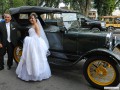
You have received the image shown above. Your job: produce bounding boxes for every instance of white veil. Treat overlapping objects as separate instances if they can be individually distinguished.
[37,19,49,49]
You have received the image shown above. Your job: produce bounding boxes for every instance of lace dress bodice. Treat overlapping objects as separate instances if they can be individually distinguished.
[28,28,38,37]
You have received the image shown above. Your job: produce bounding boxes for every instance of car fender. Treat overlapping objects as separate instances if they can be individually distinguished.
[80,48,120,66]
[113,36,120,49]
[114,42,120,49]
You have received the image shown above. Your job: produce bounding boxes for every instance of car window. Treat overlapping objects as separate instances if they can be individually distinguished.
[40,13,63,27]
[40,13,61,21]
[19,14,29,19]
[62,13,80,30]
[40,13,80,32]
[17,14,30,26]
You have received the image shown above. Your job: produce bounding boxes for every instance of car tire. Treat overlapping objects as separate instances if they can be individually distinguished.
[14,46,23,64]
[83,56,119,89]
[91,27,100,31]
[107,26,115,32]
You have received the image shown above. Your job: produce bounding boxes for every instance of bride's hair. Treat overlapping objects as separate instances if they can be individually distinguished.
[29,12,38,20]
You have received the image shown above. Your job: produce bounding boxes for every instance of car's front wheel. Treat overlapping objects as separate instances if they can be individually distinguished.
[14,46,22,63]
[83,56,119,89]
[107,26,115,32]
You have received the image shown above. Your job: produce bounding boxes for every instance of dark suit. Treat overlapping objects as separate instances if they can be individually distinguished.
[0,21,17,68]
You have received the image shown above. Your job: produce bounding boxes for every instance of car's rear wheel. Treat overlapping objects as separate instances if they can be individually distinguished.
[83,56,119,89]
[91,27,100,31]
[14,46,22,63]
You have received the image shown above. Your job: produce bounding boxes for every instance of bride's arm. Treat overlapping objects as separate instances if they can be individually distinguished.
[34,23,40,37]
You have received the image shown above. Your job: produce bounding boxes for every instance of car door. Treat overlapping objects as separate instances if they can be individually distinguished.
[44,25,67,59]
[81,18,91,29]
[62,29,79,61]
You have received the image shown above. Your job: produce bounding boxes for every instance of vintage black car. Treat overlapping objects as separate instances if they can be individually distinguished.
[9,6,120,89]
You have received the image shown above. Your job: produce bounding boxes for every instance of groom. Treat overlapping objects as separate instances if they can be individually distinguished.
[0,14,17,70]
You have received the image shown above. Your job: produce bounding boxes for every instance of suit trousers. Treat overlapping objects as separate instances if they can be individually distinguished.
[0,41,14,67]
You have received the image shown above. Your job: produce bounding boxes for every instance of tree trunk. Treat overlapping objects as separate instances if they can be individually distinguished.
[85,0,91,16]
[9,0,14,7]
[77,0,91,16]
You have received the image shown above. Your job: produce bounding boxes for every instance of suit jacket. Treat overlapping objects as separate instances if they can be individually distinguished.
[0,21,18,47]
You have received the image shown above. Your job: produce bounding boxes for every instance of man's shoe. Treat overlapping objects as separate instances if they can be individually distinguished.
[0,67,4,70]
[7,66,11,70]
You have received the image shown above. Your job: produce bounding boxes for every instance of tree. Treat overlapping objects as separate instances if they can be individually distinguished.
[26,0,36,6]
[115,0,120,8]
[39,0,60,8]
[0,0,26,14]
[94,0,119,16]
[13,0,26,7]
[63,0,92,16]
[38,0,92,16]
[0,0,92,16]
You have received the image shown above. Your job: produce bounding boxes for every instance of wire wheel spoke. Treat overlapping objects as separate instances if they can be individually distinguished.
[14,46,22,62]
[88,60,116,85]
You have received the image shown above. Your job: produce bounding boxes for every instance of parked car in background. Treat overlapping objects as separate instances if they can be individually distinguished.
[102,16,120,31]
[9,6,120,89]
[44,13,107,31]
[77,14,106,31]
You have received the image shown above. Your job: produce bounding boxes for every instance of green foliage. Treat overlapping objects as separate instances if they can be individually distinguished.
[0,0,92,16]
[0,0,37,14]
[40,0,92,16]
[39,0,60,8]
[25,0,36,6]
[13,0,26,7]
[63,0,92,16]
[94,0,115,16]
[1,0,119,17]
[0,0,24,14]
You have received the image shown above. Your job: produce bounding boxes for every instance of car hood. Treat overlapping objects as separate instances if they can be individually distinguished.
[87,19,104,23]
[77,30,109,36]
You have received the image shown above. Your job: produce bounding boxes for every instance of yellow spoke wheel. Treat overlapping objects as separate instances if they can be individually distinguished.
[83,56,119,89]
[14,46,22,63]
[88,60,116,86]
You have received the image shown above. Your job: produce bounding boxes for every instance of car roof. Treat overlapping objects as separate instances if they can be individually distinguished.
[9,6,77,15]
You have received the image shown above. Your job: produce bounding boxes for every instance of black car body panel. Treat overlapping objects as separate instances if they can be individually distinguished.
[81,48,120,65]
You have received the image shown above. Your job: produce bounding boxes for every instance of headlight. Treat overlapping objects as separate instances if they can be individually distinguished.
[106,32,113,50]
[101,22,106,27]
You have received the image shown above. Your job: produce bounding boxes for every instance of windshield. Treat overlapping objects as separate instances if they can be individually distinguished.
[62,13,80,29]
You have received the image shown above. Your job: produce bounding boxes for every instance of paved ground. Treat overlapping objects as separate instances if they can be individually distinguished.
[0,56,99,90]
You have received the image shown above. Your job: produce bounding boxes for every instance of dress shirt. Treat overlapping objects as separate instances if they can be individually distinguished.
[6,22,11,42]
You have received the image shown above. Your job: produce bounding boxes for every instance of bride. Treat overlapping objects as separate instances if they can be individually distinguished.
[16,13,51,81]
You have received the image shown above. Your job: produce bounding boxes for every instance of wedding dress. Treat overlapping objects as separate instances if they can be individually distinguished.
[16,20,51,81]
